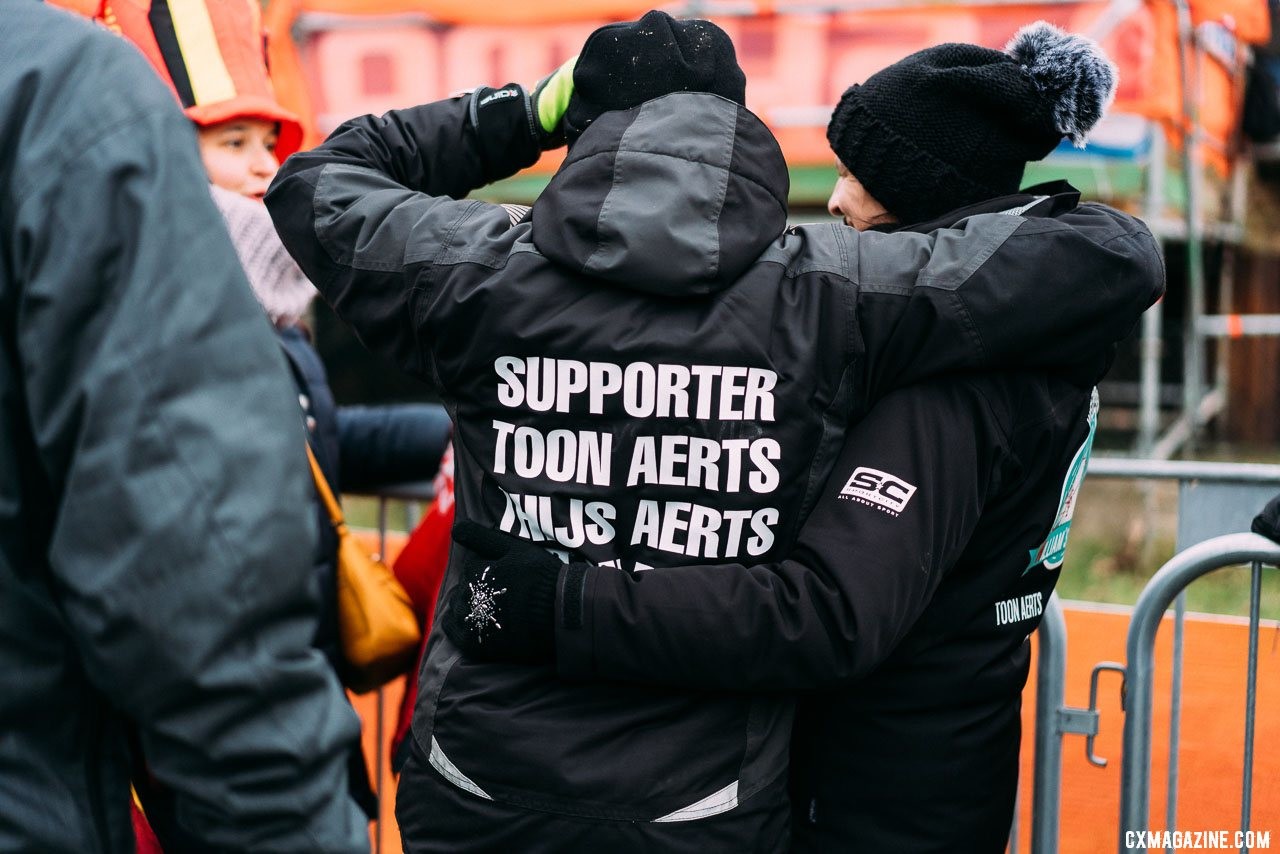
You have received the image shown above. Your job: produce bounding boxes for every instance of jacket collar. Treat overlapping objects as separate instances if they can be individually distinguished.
[883,180,1082,235]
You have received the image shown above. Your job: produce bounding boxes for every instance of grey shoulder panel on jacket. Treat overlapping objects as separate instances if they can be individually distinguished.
[755,214,1022,293]
[311,163,526,272]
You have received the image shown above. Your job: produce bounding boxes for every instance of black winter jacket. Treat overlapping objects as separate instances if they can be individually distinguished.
[554,368,1099,853]
[790,373,1094,853]
[267,85,1163,844]
[0,5,366,851]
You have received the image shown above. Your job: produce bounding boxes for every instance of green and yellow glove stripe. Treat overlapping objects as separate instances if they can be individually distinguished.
[536,55,578,134]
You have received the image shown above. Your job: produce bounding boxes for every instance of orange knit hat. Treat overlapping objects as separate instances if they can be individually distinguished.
[94,0,303,160]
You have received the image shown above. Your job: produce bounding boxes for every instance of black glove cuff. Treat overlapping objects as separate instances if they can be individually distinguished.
[467,85,541,185]
[516,556,561,658]
[1251,493,1280,543]
[561,563,588,630]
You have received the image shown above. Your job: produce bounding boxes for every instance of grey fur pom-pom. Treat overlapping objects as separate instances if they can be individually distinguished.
[1006,21,1118,147]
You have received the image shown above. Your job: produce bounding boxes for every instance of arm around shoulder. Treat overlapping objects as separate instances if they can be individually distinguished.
[555,379,1009,691]
[843,205,1164,404]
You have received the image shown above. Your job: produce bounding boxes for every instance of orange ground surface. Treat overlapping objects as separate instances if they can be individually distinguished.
[351,532,1278,853]
[1011,603,1279,853]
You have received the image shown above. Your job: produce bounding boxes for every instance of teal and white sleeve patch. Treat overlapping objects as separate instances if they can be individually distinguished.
[1025,387,1099,573]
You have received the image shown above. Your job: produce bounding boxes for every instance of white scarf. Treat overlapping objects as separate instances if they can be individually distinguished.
[209,184,317,327]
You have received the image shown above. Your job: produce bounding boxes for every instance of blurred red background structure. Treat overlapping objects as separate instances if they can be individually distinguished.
[264,0,1270,174]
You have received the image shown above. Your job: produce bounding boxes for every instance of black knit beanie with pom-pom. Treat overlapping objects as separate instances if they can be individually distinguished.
[827,22,1118,225]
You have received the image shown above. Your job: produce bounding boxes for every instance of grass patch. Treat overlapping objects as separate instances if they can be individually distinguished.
[344,495,425,535]
[1058,534,1280,620]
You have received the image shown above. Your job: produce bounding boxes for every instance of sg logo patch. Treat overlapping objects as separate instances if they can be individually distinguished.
[839,467,917,517]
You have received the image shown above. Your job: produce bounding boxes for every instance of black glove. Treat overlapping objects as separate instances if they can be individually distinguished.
[1252,492,1280,543]
[465,53,575,175]
[442,522,563,663]
[467,84,542,185]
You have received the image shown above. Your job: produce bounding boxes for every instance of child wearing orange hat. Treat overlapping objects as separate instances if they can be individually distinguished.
[50,0,305,198]
[91,0,304,161]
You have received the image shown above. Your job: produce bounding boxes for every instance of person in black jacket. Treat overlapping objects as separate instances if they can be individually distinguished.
[0,3,369,850]
[210,188,450,686]
[439,20,1151,854]
[267,11,1162,852]
[209,186,449,827]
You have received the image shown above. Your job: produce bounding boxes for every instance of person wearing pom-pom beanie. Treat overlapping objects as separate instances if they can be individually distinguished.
[433,22,1157,854]
[824,22,1117,229]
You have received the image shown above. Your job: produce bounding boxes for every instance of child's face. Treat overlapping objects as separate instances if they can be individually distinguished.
[198,118,280,200]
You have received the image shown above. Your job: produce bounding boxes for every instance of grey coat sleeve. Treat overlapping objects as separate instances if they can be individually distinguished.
[555,379,1005,691]
[12,89,368,851]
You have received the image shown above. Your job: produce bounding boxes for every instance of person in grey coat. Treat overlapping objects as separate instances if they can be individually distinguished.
[0,3,368,851]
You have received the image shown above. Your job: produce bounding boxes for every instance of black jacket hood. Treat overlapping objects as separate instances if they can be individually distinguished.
[532,92,790,296]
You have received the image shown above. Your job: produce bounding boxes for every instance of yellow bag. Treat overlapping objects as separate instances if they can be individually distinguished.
[305,445,421,694]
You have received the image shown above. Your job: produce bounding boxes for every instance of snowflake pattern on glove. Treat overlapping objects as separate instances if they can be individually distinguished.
[465,567,507,641]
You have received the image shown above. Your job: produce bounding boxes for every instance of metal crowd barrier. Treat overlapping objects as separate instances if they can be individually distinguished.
[358,482,435,854]
[1022,458,1280,854]
[1029,594,1126,854]
[1118,534,1280,853]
